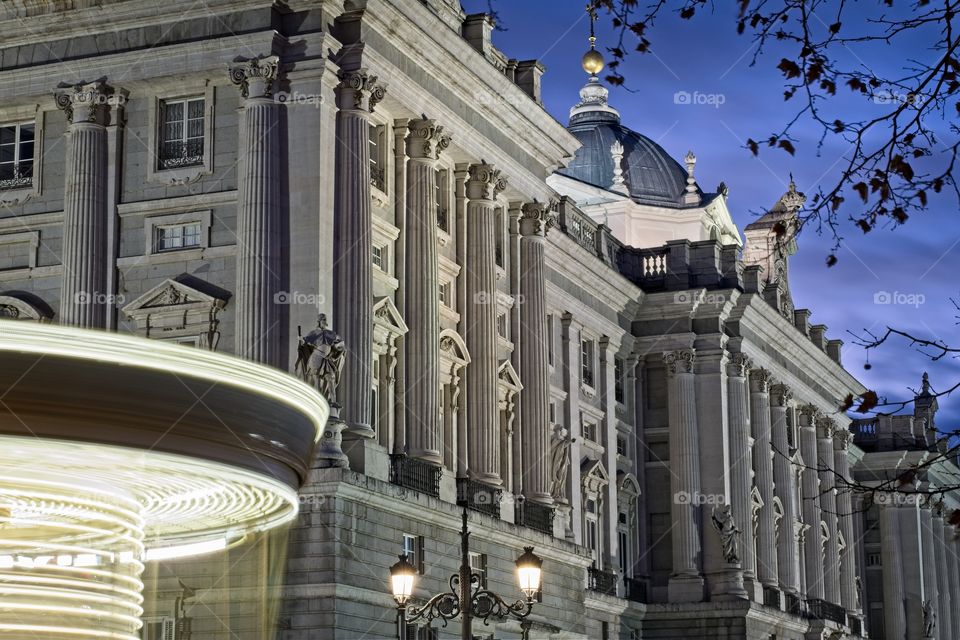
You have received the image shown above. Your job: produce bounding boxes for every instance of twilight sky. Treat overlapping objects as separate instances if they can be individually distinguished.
[462,0,960,428]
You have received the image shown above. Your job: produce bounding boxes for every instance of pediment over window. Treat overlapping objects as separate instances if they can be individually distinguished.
[497,360,522,393]
[582,458,609,495]
[0,292,53,322]
[439,329,470,386]
[373,296,408,349]
[617,471,641,497]
[122,275,230,349]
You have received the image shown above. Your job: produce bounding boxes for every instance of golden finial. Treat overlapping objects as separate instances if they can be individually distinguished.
[582,3,605,76]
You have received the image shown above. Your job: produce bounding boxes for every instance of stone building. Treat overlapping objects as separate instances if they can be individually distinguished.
[1,0,959,638]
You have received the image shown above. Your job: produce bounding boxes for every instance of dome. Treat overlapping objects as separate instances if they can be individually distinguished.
[558,79,693,207]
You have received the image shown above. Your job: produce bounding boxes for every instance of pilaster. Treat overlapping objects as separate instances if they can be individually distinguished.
[798,404,825,600]
[726,353,758,600]
[749,368,778,589]
[816,417,841,605]
[771,383,801,596]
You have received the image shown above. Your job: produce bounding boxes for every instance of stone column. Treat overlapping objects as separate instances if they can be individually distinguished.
[816,417,841,605]
[832,428,860,619]
[932,505,951,640]
[770,384,800,596]
[749,368,778,590]
[228,56,283,366]
[402,118,450,465]
[949,528,960,640]
[518,202,553,504]
[332,69,385,435]
[664,349,704,602]
[465,163,506,486]
[918,504,938,636]
[798,405,825,600]
[726,353,758,599]
[392,119,409,456]
[55,81,113,328]
[880,504,908,638]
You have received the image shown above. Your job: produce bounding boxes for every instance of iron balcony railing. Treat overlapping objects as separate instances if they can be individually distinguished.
[515,498,553,535]
[456,477,501,517]
[849,617,862,636]
[389,454,441,498]
[587,567,617,596]
[763,586,782,609]
[159,139,204,170]
[807,598,847,625]
[785,592,803,616]
[0,163,33,190]
[624,577,647,603]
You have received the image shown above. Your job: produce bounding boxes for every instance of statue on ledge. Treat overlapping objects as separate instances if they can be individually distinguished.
[549,425,573,501]
[296,313,345,407]
[711,503,742,565]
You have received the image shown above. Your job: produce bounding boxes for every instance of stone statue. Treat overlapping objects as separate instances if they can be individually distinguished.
[711,504,742,565]
[549,425,573,501]
[923,599,936,637]
[296,314,346,407]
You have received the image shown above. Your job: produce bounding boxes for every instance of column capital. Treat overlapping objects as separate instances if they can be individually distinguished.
[663,348,695,376]
[798,403,822,426]
[748,367,772,394]
[55,81,118,125]
[405,118,451,161]
[725,352,752,378]
[466,163,507,201]
[770,383,793,407]
[816,416,836,440]
[335,68,386,112]
[833,427,853,451]
[229,55,281,99]
[519,201,557,237]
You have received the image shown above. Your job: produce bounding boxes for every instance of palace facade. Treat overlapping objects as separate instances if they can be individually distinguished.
[1,0,959,638]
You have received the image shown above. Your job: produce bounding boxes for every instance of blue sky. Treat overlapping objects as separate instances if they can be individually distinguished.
[463,0,960,428]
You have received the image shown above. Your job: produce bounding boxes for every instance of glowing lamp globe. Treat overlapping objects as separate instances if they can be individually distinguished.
[515,546,543,599]
[389,554,417,605]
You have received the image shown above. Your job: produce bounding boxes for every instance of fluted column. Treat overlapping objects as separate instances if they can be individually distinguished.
[665,349,703,602]
[726,353,758,598]
[749,368,778,589]
[518,201,554,504]
[465,163,506,486]
[816,417,841,604]
[402,118,450,464]
[798,405,825,600]
[770,384,800,596]
[919,504,938,636]
[56,82,113,328]
[881,504,908,638]
[228,56,283,366]
[932,505,951,640]
[832,428,860,619]
[949,528,960,640]
[333,69,385,434]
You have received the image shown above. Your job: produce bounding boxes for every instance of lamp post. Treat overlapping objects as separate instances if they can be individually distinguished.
[388,487,543,640]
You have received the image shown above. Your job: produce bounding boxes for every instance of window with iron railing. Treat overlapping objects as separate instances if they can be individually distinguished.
[581,339,595,387]
[614,357,625,402]
[0,122,35,189]
[369,123,386,191]
[159,98,204,170]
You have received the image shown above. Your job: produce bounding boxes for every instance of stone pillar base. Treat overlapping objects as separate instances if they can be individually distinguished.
[706,568,748,602]
[555,502,573,540]
[438,471,457,504]
[499,494,516,524]
[743,577,763,603]
[668,575,704,602]
[314,416,349,469]
[342,434,389,480]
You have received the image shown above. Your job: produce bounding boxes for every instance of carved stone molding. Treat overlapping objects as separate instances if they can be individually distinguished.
[726,352,752,378]
[816,417,837,440]
[465,163,507,201]
[229,55,280,99]
[335,69,386,113]
[770,383,793,407]
[121,276,229,349]
[405,118,451,161]
[832,427,853,451]
[749,367,772,394]
[519,201,557,237]
[663,349,695,376]
[54,80,118,125]
[0,294,53,322]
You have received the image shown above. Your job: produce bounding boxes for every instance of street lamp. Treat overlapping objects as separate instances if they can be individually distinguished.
[387,489,544,640]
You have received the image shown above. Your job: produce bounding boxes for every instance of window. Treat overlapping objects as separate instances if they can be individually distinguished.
[619,529,629,575]
[549,402,556,424]
[369,123,386,191]
[581,339,595,387]
[494,208,504,267]
[141,617,174,640]
[439,281,451,308]
[0,122,34,188]
[372,244,385,271]
[547,314,555,365]
[155,222,202,252]
[866,552,882,567]
[159,97,204,170]
[436,168,449,231]
[468,551,487,588]
[616,435,627,456]
[402,534,424,573]
[583,419,597,443]
[405,625,439,640]
[497,313,508,339]
[586,517,599,567]
[614,357,625,403]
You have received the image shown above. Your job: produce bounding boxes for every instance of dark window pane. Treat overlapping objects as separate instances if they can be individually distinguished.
[0,146,14,163]
[187,99,204,119]
[0,127,15,145]
[18,124,34,143]
[19,141,33,161]
[18,160,33,178]
[0,163,12,180]
[163,102,184,123]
